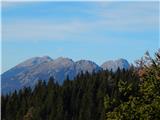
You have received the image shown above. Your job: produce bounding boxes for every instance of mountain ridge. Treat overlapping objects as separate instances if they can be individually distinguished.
[2,56,130,94]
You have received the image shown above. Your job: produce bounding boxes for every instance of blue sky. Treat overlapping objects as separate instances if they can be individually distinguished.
[1,1,159,73]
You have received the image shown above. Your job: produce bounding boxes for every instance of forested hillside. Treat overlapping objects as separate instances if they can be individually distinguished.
[105,51,160,119]
[1,51,160,120]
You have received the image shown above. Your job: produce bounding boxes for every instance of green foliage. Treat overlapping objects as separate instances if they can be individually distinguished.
[2,51,159,120]
[1,68,138,120]
[105,51,160,120]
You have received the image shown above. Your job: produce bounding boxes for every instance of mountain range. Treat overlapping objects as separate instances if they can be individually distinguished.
[1,56,130,94]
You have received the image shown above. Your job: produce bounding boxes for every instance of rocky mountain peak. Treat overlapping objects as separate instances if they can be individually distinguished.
[2,56,130,94]
[101,58,130,71]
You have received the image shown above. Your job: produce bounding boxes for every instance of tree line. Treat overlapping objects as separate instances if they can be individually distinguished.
[1,50,160,120]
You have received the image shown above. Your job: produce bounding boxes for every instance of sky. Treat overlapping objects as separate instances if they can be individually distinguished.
[1,1,159,73]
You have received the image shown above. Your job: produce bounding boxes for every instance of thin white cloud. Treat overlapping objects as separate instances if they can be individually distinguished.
[2,1,159,42]
[2,19,158,42]
[89,2,159,28]
[2,20,93,41]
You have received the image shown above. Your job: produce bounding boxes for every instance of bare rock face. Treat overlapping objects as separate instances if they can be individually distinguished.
[75,60,102,75]
[101,58,130,72]
[1,57,102,94]
[1,56,53,94]
[2,56,130,94]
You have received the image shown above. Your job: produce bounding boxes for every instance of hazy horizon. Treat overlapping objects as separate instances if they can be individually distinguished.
[2,1,159,72]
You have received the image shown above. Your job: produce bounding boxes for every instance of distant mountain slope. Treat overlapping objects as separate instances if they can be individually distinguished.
[75,60,102,75]
[17,57,76,86]
[1,57,129,94]
[1,56,53,94]
[101,58,130,72]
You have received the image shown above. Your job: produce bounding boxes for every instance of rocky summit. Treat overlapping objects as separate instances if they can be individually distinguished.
[1,56,130,94]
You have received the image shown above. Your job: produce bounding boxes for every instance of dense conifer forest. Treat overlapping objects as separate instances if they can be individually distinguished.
[1,51,160,120]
